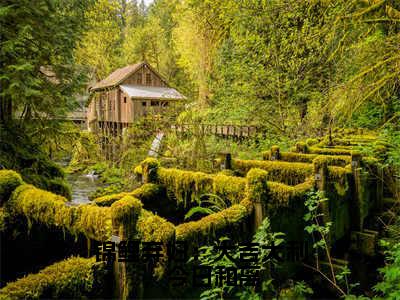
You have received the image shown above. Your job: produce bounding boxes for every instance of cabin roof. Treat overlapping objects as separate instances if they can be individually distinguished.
[90,63,142,91]
[120,84,186,100]
[90,61,169,91]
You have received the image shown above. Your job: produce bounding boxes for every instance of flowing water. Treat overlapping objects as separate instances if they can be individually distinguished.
[66,173,103,205]
[57,158,104,205]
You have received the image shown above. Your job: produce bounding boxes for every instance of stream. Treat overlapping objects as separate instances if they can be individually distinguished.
[57,158,104,205]
[66,173,103,205]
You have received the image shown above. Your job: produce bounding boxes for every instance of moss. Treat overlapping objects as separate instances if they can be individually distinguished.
[267,179,313,207]
[133,165,142,176]
[246,168,269,203]
[8,184,112,241]
[75,205,112,241]
[0,256,107,299]
[8,184,68,229]
[157,167,213,207]
[137,210,175,243]
[140,158,160,183]
[94,192,130,207]
[327,166,351,196]
[0,170,23,204]
[295,142,309,153]
[212,174,246,204]
[308,147,353,156]
[175,203,249,242]
[93,184,164,207]
[131,183,164,203]
[232,159,313,185]
[216,169,236,177]
[111,195,142,226]
[306,138,319,146]
[0,208,6,232]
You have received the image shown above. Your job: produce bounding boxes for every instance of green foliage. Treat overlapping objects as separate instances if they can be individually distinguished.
[175,198,251,243]
[0,125,69,196]
[1,0,91,121]
[68,132,101,173]
[189,218,285,300]
[184,193,228,221]
[0,256,107,300]
[373,242,400,300]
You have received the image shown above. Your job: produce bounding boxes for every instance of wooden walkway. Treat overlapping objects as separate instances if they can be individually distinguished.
[171,124,262,138]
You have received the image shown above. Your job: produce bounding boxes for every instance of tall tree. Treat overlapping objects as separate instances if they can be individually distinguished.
[0,0,92,122]
[74,0,123,79]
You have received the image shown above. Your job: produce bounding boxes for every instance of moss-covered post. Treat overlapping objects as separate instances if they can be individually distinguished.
[351,151,363,230]
[140,158,160,184]
[111,196,143,299]
[217,152,232,170]
[246,168,269,232]
[295,142,309,154]
[270,146,281,161]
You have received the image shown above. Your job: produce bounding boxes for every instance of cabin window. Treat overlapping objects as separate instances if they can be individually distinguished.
[161,101,169,107]
[142,101,147,107]
[137,73,142,84]
[146,73,152,85]
[151,101,159,106]
[124,97,127,103]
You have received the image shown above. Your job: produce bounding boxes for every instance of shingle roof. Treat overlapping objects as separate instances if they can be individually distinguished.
[120,85,186,100]
[90,63,143,91]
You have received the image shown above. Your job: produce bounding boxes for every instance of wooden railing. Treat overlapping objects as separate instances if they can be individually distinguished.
[171,124,262,138]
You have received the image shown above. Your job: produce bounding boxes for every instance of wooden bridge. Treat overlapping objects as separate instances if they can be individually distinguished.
[171,123,262,138]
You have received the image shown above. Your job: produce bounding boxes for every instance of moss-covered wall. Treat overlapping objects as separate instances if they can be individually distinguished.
[232,159,313,185]
[157,167,246,208]
[0,256,110,299]
[7,184,112,241]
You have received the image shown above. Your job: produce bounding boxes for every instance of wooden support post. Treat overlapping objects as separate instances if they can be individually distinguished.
[111,199,143,299]
[217,152,232,170]
[270,146,281,161]
[246,169,269,232]
[351,152,363,231]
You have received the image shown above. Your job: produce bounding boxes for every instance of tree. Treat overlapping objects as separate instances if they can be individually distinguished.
[74,0,124,79]
[0,0,92,123]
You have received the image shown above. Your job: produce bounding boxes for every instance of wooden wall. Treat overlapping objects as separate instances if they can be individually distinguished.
[121,65,167,87]
[87,64,176,129]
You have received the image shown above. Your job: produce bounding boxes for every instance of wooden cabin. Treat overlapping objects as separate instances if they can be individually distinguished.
[87,61,186,134]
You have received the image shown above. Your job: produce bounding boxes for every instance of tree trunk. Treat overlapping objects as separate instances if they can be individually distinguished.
[0,97,12,123]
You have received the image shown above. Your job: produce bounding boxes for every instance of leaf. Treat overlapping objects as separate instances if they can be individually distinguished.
[184,206,214,220]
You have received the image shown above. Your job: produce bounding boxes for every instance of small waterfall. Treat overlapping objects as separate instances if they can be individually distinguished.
[148,131,164,157]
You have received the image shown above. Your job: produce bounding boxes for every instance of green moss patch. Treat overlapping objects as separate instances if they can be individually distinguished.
[232,159,313,185]
[8,184,112,241]
[157,167,246,207]
[0,256,108,299]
